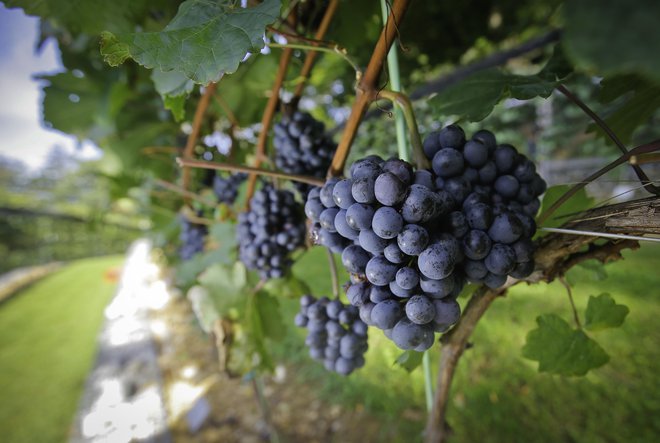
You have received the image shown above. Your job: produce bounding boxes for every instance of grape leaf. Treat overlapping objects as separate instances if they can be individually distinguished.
[262,274,312,299]
[101,0,282,84]
[187,285,219,334]
[4,0,155,34]
[208,222,237,262]
[198,262,248,314]
[394,350,424,372]
[522,314,610,376]
[255,291,286,341]
[564,0,660,82]
[537,185,595,230]
[584,293,629,331]
[151,70,195,121]
[175,248,234,289]
[589,74,660,145]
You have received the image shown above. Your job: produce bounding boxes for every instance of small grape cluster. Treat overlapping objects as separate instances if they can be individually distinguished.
[273,111,336,196]
[294,295,369,375]
[236,183,306,279]
[179,217,207,260]
[213,172,247,205]
[305,125,546,351]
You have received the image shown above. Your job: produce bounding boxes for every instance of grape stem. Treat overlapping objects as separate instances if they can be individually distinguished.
[328,0,412,177]
[268,43,362,78]
[559,276,581,329]
[152,178,216,207]
[422,351,433,412]
[326,248,341,300]
[376,90,429,170]
[181,83,217,199]
[176,157,325,186]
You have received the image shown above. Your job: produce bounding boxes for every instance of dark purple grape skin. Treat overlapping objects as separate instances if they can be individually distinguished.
[418,241,456,280]
[391,318,431,350]
[433,299,461,326]
[472,129,497,152]
[346,283,370,307]
[320,178,339,208]
[352,176,377,204]
[350,159,382,180]
[305,197,325,222]
[438,124,466,149]
[334,209,359,240]
[494,175,520,199]
[372,207,404,239]
[510,259,535,279]
[365,256,399,286]
[359,229,389,254]
[484,272,507,289]
[463,229,492,260]
[332,179,356,209]
[401,184,438,223]
[346,203,375,231]
[374,172,407,206]
[423,132,442,160]
[384,242,408,264]
[464,259,488,281]
[494,144,518,173]
[464,203,493,231]
[419,275,455,299]
[413,169,435,189]
[514,159,536,183]
[488,213,523,244]
[478,161,498,184]
[371,299,405,330]
[463,139,489,168]
[484,243,517,276]
[319,207,339,232]
[397,224,430,256]
[432,148,465,178]
[405,295,435,325]
[359,302,376,325]
[396,267,420,290]
[382,158,413,184]
[341,244,371,274]
[512,238,534,263]
[389,280,414,298]
[447,211,469,238]
[370,285,393,303]
[444,177,472,203]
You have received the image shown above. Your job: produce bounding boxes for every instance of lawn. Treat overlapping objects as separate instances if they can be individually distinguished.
[278,243,660,442]
[0,255,124,443]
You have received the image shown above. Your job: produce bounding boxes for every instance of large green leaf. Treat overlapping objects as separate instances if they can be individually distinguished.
[151,70,195,121]
[589,74,660,145]
[187,285,219,334]
[584,293,629,331]
[564,0,660,82]
[5,0,154,34]
[522,314,609,376]
[101,0,282,84]
[198,262,248,314]
[429,47,571,121]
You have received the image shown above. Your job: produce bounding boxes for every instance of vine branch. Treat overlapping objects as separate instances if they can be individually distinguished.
[176,157,325,186]
[181,83,217,197]
[328,0,412,177]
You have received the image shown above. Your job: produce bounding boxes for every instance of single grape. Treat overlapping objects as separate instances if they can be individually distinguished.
[432,148,465,178]
[372,207,404,239]
[405,295,435,325]
[332,179,356,209]
[484,243,516,275]
[359,229,389,254]
[438,124,466,149]
[365,256,399,285]
[494,144,518,173]
[418,241,457,280]
[432,299,460,326]
[397,224,430,256]
[463,229,492,260]
[341,245,371,274]
[391,318,432,350]
[488,213,523,244]
[371,299,405,329]
[345,203,375,230]
[463,139,489,168]
[395,267,420,290]
[374,172,407,206]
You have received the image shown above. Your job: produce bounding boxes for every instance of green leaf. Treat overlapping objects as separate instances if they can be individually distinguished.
[262,274,312,299]
[429,47,569,122]
[584,293,629,331]
[537,185,595,230]
[564,0,660,82]
[522,314,610,376]
[198,262,248,314]
[151,70,195,121]
[208,222,237,261]
[100,0,282,84]
[255,291,286,341]
[5,0,155,34]
[589,74,660,145]
[394,350,424,373]
[187,285,219,333]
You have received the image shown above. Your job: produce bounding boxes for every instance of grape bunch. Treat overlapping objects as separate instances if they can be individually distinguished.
[294,295,368,375]
[213,172,247,205]
[273,111,336,196]
[304,124,546,351]
[236,183,306,279]
[179,217,207,260]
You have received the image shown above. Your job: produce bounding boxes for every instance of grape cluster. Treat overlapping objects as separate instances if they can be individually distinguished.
[273,111,336,196]
[236,183,306,279]
[305,125,546,350]
[213,172,247,205]
[294,295,368,375]
[179,217,207,260]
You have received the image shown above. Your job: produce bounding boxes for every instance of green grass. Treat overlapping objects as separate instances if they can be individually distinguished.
[276,244,660,442]
[0,255,124,443]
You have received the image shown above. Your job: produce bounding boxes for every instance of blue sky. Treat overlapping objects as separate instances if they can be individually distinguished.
[0,4,101,170]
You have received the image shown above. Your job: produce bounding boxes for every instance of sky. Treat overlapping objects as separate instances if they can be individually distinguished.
[0,3,102,171]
